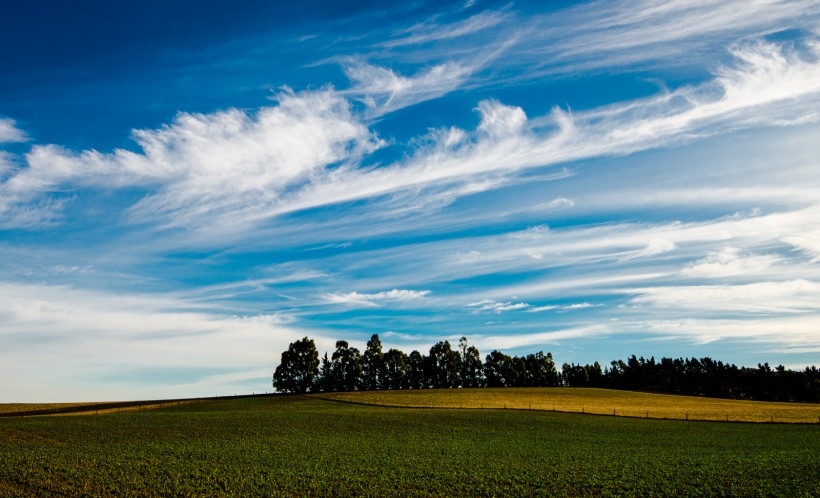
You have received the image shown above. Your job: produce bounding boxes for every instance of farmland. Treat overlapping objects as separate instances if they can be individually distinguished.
[317,387,820,423]
[1,393,819,496]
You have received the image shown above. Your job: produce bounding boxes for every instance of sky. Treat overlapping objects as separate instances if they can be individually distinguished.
[2,0,820,402]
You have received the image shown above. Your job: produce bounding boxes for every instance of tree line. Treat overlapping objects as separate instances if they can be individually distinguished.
[273,335,820,402]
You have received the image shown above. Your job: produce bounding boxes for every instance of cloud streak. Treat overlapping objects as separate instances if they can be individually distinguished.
[323,288,431,308]
[3,38,820,236]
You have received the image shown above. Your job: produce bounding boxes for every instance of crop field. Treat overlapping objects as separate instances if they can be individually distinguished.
[317,387,820,423]
[1,394,818,496]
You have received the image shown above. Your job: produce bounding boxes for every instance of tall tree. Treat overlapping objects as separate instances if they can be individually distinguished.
[272,337,320,393]
[428,340,461,388]
[525,351,559,387]
[459,337,484,388]
[484,350,513,387]
[383,348,409,390]
[407,350,426,389]
[362,334,386,391]
[330,340,363,391]
[315,352,334,392]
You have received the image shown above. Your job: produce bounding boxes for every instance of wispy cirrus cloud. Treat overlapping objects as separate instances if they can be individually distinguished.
[377,1,820,84]
[626,279,820,315]
[531,0,820,72]
[681,247,781,278]
[528,303,601,313]
[470,325,610,351]
[343,59,475,117]
[323,288,430,308]
[467,299,529,313]
[627,315,820,347]
[2,88,381,230]
[381,9,510,48]
[295,39,820,225]
[3,38,820,235]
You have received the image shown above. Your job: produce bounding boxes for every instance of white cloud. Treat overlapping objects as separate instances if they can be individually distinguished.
[682,246,780,278]
[0,281,331,402]
[321,39,820,224]
[517,0,820,74]
[467,299,530,313]
[527,302,600,313]
[2,88,381,230]
[323,288,430,308]
[470,325,609,350]
[344,60,474,116]
[629,315,820,347]
[476,99,527,138]
[783,231,820,262]
[382,10,510,48]
[0,118,27,143]
[4,37,820,241]
[619,239,676,261]
[626,279,820,314]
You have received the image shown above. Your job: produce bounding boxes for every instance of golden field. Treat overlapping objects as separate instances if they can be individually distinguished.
[0,399,201,416]
[315,387,820,423]
[0,402,100,414]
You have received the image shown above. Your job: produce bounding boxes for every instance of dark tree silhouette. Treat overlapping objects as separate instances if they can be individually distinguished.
[407,350,426,389]
[315,352,334,392]
[330,340,363,391]
[271,334,819,402]
[362,334,386,391]
[524,351,559,387]
[383,348,409,389]
[428,340,461,388]
[459,337,484,388]
[484,350,513,387]
[272,337,319,393]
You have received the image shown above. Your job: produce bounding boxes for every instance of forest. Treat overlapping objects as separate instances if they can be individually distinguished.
[273,335,820,403]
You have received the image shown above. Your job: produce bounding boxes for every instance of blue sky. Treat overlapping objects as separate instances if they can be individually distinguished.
[2,0,820,402]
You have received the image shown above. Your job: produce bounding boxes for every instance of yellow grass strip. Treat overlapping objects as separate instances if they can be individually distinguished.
[0,399,206,416]
[53,400,206,416]
[0,402,101,414]
[315,388,820,423]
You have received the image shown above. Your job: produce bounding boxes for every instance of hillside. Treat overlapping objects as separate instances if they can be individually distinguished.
[316,387,820,423]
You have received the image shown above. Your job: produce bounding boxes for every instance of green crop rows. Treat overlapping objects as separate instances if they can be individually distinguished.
[1,395,818,496]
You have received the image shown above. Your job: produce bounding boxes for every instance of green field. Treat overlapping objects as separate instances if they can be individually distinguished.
[1,394,818,497]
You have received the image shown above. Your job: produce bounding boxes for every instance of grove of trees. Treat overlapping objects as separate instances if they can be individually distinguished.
[273,334,820,402]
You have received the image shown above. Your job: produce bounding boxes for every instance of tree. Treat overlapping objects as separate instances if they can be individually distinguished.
[428,340,461,388]
[407,350,426,389]
[315,352,334,392]
[272,337,320,393]
[459,337,484,388]
[383,348,408,389]
[525,351,559,387]
[330,340,363,391]
[362,334,386,391]
[484,350,513,387]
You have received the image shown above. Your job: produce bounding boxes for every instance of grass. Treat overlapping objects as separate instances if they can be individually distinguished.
[317,387,820,423]
[0,402,100,414]
[1,394,818,496]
